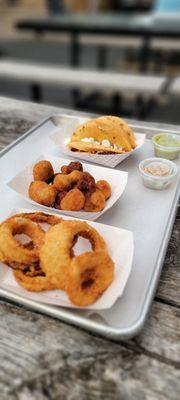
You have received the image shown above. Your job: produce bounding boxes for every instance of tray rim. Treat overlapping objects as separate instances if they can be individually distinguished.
[0,113,179,340]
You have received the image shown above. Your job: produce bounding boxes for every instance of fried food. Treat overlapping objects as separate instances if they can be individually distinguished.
[96,180,112,200]
[24,212,61,226]
[19,261,41,277]
[54,192,68,210]
[8,212,62,227]
[66,251,114,306]
[68,140,123,154]
[33,160,54,183]
[29,160,112,213]
[40,220,107,290]
[0,249,8,264]
[13,269,55,292]
[53,170,82,192]
[3,213,62,270]
[51,172,60,183]
[76,172,96,193]
[0,217,44,267]
[60,189,85,211]
[61,161,83,174]
[68,115,136,153]
[0,212,115,305]
[53,174,69,191]
[84,189,105,212]
[29,181,57,207]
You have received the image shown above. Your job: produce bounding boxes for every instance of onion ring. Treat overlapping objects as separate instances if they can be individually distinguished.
[0,249,8,264]
[6,241,38,271]
[13,269,55,292]
[40,220,107,290]
[0,217,44,266]
[9,212,62,227]
[2,212,62,271]
[66,251,114,306]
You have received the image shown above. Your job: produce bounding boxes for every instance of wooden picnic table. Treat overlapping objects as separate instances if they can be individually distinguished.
[16,13,180,71]
[0,96,179,399]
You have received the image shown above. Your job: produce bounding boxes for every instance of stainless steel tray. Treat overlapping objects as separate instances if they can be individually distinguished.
[0,114,179,340]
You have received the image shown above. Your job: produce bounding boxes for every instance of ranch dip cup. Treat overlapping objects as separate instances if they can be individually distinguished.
[139,157,178,190]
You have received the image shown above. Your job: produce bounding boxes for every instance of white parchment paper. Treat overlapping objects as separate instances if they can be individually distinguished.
[7,155,128,221]
[0,208,134,310]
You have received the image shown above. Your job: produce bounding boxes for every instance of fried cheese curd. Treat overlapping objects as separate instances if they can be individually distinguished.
[60,189,85,211]
[33,160,54,183]
[84,189,105,212]
[29,181,56,207]
[28,160,111,212]
[54,191,68,210]
[53,170,82,191]
[61,161,83,174]
[96,180,112,200]
[76,172,96,193]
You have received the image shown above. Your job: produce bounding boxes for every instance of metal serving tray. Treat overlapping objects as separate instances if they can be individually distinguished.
[0,114,179,340]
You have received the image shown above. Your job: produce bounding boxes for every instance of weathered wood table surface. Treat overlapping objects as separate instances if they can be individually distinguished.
[0,97,179,400]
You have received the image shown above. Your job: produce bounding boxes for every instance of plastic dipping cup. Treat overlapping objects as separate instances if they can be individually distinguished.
[152,133,180,160]
[139,157,178,190]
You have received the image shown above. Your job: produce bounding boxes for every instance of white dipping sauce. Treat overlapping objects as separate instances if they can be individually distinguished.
[143,162,171,177]
[139,157,177,190]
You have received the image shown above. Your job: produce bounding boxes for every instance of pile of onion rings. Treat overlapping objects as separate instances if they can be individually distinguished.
[0,212,114,306]
[29,160,112,212]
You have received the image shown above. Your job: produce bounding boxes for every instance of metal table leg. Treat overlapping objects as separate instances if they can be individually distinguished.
[139,36,151,72]
[70,33,81,108]
[70,32,80,67]
[30,84,42,103]
[97,45,108,70]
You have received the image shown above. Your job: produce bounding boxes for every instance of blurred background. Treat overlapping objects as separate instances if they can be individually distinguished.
[0,0,180,123]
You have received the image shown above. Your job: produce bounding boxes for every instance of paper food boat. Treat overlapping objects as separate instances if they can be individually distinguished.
[7,154,128,221]
[0,208,134,311]
[50,116,146,168]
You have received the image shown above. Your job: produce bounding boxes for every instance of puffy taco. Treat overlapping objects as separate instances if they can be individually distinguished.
[67,116,137,154]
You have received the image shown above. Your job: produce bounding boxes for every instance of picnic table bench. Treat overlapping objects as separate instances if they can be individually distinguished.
[0,60,168,116]
[0,96,179,399]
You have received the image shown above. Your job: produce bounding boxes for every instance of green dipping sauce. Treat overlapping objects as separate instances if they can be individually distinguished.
[154,135,180,147]
[152,133,180,160]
